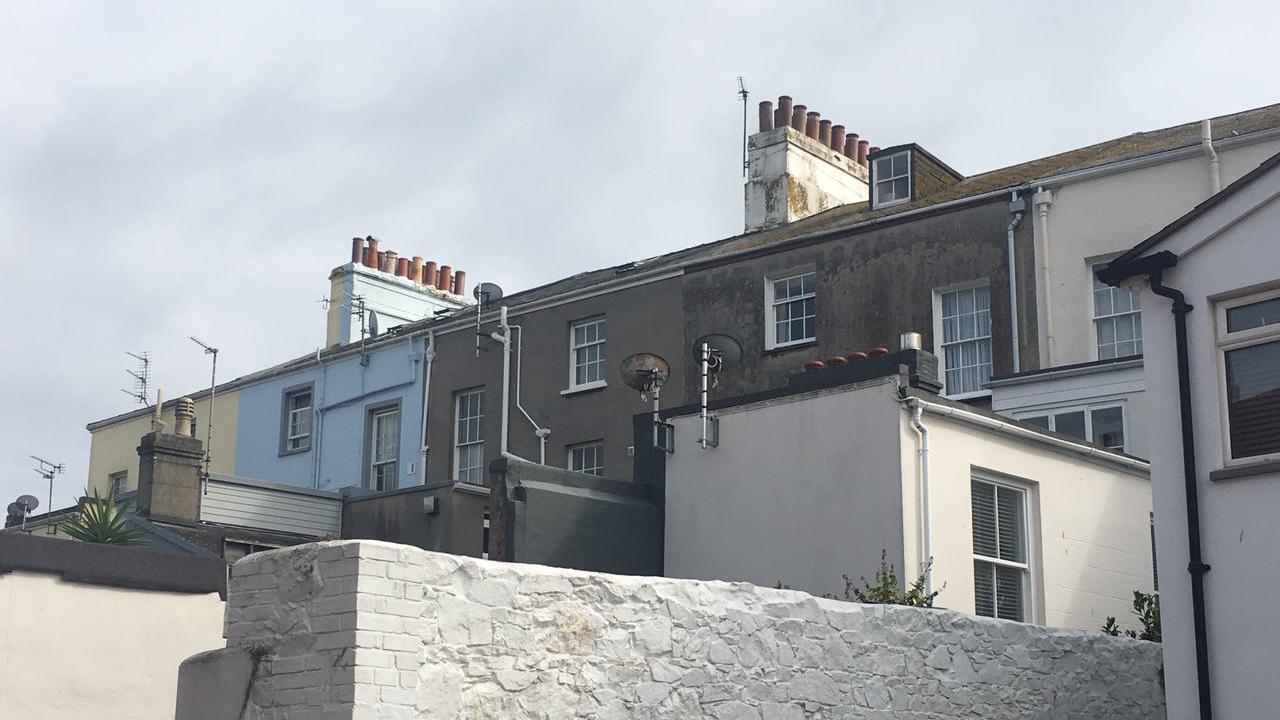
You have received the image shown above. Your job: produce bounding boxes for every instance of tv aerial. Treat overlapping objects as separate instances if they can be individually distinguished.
[692,333,743,449]
[122,351,151,406]
[620,352,672,452]
[9,494,39,531]
[472,283,504,358]
[30,457,63,535]
[189,336,219,492]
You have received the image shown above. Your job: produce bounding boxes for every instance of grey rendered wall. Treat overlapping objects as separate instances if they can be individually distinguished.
[425,275,686,485]
[681,200,1038,400]
[341,483,489,557]
[664,377,906,598]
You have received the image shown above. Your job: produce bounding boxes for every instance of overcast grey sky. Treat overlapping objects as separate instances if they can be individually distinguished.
[2,1,1277,509]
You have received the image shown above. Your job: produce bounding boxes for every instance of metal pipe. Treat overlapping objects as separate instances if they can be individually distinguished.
[417,331,435,486]
[1007,192,1025,374]
[699,342,709,449]
[1201,119,1221,195]
[906,397,933,593]
[510,324,550,464]
[1033,187,1056,364]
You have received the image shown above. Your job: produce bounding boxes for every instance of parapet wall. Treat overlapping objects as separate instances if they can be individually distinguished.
[201,540,1165,719]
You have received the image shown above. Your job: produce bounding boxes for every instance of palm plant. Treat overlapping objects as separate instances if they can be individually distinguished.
[61,487,147,545]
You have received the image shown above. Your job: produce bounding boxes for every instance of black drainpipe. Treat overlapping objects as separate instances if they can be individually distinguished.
[1102,250,1212,720]
[1147,264,1213,720]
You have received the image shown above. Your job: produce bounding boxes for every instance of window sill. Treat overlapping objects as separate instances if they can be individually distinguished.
[562,381,607,396]
[943,390,992,402]
[1210,458,1280,482]
[278,445,312,458]
[452,481,491,496]
[764,339,818,356]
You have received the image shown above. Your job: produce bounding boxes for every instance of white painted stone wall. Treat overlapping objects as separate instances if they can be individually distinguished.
[218,540,1164,719]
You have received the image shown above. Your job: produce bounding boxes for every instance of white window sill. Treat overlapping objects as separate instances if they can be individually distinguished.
[765,338,818,354]
[944,390,993,402]
[562,381,607,396]
[452,481,490,496]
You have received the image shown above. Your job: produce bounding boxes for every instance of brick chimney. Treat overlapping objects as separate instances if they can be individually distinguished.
[136,397,204,524]
[744,95,870,233]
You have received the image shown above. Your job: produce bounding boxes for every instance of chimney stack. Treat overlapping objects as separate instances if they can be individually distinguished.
[136,419,204,524]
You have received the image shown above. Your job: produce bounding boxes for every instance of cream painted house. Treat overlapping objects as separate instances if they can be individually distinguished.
[661,348,1152,631]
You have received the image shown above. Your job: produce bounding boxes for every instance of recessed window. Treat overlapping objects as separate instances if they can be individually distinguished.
[368,405,400,492]
[109,471,128,499]
[1093,263,1143,359]
[569,318,607,390]
[767,272,816,349]
[872,151,911,207]
[280,385,313,454]
[972,477,1030,622]
[455,389,486,485]
[1019,404,1127,452]
[1217,289,1280,461]
[937,284,992,397]
[568,442,605,476]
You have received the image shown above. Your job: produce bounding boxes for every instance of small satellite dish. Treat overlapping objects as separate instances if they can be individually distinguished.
[691,333,744,367]
[6,502,24,518]
[473,282,504,306]
[619,353,670,392]
[15,495,39,512]
[367,310,380,337]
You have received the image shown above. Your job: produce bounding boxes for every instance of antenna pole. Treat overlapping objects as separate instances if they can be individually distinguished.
[30,456,65,535]
[189,337,219,492]
[700,343,710,449]
[738,77,749,177]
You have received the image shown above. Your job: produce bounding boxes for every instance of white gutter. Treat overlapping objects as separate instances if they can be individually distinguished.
[417,330,435,486]
[310,347,327,489]
[904,393,1150,473]
[1031,187,1055,365]
[1006,192,1024,374]
[1201,119,1221,194]
[905,397,934,593]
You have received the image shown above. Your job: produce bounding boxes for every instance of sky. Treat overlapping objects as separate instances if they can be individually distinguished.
[2,1,1278,510]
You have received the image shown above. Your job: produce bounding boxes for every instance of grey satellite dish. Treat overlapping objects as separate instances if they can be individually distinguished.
[619,353,670,393]
[473,282,504,307]
[15,495,39,513]
[6,502,23,518]
[691,333,744,367]
[367,310,379,337]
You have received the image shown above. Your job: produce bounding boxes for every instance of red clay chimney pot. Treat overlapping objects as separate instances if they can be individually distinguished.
[818,119,832,146]
[437,265,452,293]
[423,261,438,287]
[775,96,793,129]
[758,101,773,133]
[805,111,820,139]
[451,270,466,297]
[791,104,807,131]
[351,237,364,264]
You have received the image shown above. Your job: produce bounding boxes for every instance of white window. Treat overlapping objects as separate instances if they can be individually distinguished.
[1019,403,1127,452]
[1216,289,1280,462]
[569,318,607,390]
[568,442,604,476]
[282,387,313,453]
[368,406,400,492]
[766,272,816,349]
[455,389,486,485]
[937,284,992,397]
[109,471,128,499]
[872,151,911,207]
[1093,263,1143,359]
[972,477,1030,622]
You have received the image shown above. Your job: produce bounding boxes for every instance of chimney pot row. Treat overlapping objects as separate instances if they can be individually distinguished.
[764,95,871,166]
[349,238,464,295]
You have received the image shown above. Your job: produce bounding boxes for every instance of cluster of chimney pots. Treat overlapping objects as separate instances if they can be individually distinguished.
[758,95,879,167]
[350,236,465,297]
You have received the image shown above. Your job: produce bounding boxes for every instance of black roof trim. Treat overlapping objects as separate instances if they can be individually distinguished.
[988,353,1143,382]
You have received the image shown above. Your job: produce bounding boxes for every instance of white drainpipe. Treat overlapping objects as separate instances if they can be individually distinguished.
[417,330,435,486]
[1006,192,1024,374]
[510,323,550,464]
[490,306,537,464]
[1201,119,1221,194]
[1032,187,1055,365]
[905,396,934,594]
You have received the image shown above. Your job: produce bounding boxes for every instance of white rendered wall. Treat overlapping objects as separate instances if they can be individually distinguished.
[203,540,1166,719]
[744,126,869,232]
[1134,179,1280,720]
[327,263,469,346]
[0,571,225,720]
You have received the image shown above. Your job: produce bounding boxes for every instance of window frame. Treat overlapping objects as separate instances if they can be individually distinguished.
[567,441,605,477]
[1214,285,1280,467]
[566,316,608,393]
[1015,401,1129,453]
[1090,261,1144,361]
[109,471,128,499]
[871,150,912,208]
[764,270,818,351]
[278,382,315,456]
[932,280,993,399]
[454,388,487,485]
[970,474,1035,623]
[362,399,401,492]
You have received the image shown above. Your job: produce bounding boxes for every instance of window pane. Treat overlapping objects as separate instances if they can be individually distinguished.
[995,565,1025,621]
[1053,411,1086,440]
[1094,289,1113,317]
[1091,407,1125,450]
[996,486,1025,563]
[892,153,908,176]
[1022,415,1050,430]
[892,177,909,200]
[1227,297,1280,332]
[1225,340,1280,459]
[974,560,996,618]
[971,480,998,558]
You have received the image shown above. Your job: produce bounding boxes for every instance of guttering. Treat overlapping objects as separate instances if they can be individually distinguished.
[904,393,1150,473]
[1201,120,1221,194]
[1006,192,1024,373]
[417,330,435,486]
[904,397,934,593]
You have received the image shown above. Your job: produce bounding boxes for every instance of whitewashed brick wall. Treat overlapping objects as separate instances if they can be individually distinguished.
[223,541,1165,719]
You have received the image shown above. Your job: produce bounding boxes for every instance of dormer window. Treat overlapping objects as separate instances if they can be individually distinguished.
[872,151,911,207]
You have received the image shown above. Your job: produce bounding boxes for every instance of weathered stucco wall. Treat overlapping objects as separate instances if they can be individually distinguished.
[204,540,1165,719]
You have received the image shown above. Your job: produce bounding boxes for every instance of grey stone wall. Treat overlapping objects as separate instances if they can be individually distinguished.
[213,540,1164,719]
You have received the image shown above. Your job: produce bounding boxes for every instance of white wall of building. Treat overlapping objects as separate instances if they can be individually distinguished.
[0,571,225,720]
[1130,166,1280,720]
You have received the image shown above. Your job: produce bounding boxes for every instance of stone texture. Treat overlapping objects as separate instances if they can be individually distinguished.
[206,541,1166,719]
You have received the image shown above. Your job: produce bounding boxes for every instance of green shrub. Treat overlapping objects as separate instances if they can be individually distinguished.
[1101,591,1161,642]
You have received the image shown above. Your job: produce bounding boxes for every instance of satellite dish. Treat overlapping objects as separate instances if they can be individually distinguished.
[691,333,744,367]
[15,495,39,512]
[619,353,670,392]
[367,310,379,337]
[6,502,23,518]
[473,282,504,306]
